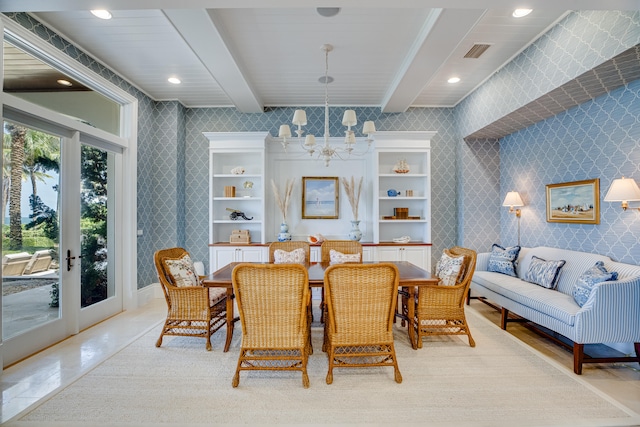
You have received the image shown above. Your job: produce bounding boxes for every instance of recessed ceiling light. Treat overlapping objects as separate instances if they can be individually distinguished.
[168,77,181,85]
[57,79,73,87]
[316,7,340,17]
[91,10,112,20]
[512,9,533,18]
[448,77,461,84]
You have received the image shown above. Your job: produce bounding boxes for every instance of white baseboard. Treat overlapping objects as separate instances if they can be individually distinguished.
[136,282,163,307]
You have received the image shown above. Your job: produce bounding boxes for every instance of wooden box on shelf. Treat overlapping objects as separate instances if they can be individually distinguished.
[230,229,251,244]
[224,186,236,197]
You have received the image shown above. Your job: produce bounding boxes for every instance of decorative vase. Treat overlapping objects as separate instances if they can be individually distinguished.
[348,220,362,242]
[277,222,291,241]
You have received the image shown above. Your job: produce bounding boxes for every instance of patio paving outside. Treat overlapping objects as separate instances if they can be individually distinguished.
[2,280,59,339]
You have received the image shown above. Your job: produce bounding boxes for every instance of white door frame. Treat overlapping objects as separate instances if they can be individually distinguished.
[1,16,139,367]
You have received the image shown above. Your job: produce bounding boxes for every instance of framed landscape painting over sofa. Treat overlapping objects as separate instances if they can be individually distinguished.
[546,178,600,224]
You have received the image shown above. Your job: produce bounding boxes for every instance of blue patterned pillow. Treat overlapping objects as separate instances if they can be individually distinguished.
[524,256,566,289]
[572,261,618,307]
[487,244,521,277]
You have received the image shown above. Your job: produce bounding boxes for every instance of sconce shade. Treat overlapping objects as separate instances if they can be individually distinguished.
[362,120,376,135]
[502,191,524,207]
[603,177,640,201]
[278,125,291,139]
[292,109,307,126]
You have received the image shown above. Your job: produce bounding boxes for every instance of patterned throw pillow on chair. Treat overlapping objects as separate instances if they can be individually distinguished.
[435,250,464,286]
[329,249,361,264]
[274,248,306,264]
[163,254,200,287]
[487,244,521,277]
[572,261,618,307]
[524,255,566,289]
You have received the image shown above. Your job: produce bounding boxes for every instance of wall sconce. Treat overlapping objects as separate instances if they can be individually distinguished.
[502,191,524,246]
[502,191,524,217]
[603,177,640,211]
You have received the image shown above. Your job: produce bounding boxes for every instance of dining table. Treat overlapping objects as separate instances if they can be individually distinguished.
[202,260,438,351]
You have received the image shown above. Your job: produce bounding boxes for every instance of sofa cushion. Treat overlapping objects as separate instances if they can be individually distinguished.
[572,261,618,307]
[435,250,464,286]
[516,247,610,295]
[487,244,521,277]
[524,256,566,290]
[473,271,579,326]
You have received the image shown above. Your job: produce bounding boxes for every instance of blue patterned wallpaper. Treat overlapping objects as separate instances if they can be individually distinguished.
[457,11,640,138]
[501,79,640,264]
[184,107,458,273]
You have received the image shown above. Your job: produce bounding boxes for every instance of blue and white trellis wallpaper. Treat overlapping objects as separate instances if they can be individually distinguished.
[5,10,640,288]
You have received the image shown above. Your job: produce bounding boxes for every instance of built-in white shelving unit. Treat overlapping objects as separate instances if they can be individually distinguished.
[206,132,268,246]
[373,132,435,244]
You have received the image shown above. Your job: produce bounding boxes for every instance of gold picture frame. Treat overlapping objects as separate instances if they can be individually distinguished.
[302,177,339,219]
[546,178,600,224]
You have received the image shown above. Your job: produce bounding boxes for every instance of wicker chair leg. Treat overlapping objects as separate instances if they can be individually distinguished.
[302,372,310,388]
[155,334,163,348]
[394,365,403,383]
[232,372,240,388]
[326,348,334,384]
[467,330,476,347]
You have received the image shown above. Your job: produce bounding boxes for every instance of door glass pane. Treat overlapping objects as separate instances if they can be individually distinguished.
[2,121,61,339]
[80,145,113,307]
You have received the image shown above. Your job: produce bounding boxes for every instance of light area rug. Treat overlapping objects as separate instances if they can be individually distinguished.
[8,307,640,427]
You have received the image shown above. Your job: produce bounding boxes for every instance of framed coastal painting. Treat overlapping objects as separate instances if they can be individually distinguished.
[546,178,600,224]
[302,177,339,219]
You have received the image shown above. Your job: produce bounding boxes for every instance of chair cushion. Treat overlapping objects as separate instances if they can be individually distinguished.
[208,287,227,306]
[163,253,200,287]
[487,244,520,277]
[572,261,618,307]
[524,255,566,290]
[329,249,361,264]
[435,250,464,286]
[273,248,306,264]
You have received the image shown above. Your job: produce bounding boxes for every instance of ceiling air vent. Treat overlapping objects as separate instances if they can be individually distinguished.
[464,43,492,59]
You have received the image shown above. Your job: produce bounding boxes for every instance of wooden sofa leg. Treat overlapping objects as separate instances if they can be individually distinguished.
[500,308,509,330]
[573,343,584,375]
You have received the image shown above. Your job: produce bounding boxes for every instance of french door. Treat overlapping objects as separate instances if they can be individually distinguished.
[1,119,122,366]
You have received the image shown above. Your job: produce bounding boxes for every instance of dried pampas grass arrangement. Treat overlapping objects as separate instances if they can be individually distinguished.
[271,179,294,222]
[341,176,363,221]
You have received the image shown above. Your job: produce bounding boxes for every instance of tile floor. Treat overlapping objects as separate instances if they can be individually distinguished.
[1,298,639,424]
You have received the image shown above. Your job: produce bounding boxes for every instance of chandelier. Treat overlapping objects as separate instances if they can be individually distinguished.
[278,44,376,167]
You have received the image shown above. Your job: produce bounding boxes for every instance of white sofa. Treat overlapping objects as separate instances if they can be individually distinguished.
[470,246,640,374]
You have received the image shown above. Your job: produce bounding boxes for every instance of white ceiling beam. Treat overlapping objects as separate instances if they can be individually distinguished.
[3,0,640,11]
[163,9,263,113]
[381,8,486,113]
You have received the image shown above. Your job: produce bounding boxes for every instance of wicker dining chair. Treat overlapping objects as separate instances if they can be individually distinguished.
[319,240,363,322]
[414,246,477,348]
[231,263,312,388]
[268,241,311,263]
[154,247,227,351]
[323,263,402,384]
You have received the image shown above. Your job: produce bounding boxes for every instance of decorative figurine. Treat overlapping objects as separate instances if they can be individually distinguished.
[387,189,401,197]
[226,208,253,220]
[393,159,410,174]
[231,166,245,175]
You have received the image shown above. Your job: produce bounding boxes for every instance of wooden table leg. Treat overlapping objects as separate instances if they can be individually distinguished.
[223,288,234,352]
[407,286,417,349]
